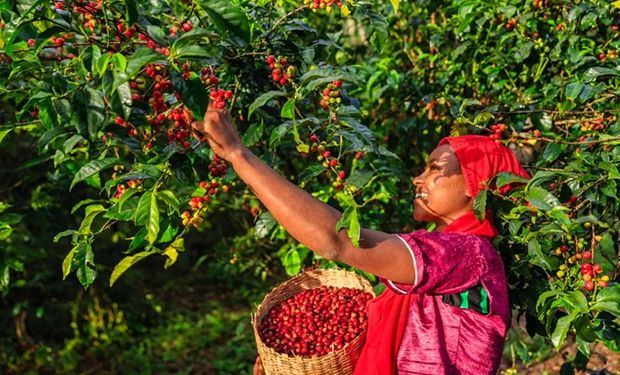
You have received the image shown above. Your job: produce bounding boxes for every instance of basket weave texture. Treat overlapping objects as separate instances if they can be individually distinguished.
[252,268,375,375]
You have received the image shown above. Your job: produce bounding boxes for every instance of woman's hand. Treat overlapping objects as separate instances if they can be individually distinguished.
[187,104,244,162]
[253,356,265,375]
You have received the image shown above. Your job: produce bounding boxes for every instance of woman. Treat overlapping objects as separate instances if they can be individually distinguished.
[190,105,529,374]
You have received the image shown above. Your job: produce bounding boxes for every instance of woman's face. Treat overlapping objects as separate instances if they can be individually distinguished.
[412,144,473,230]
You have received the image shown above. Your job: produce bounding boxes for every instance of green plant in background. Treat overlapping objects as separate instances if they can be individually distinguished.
[0,0,618,373]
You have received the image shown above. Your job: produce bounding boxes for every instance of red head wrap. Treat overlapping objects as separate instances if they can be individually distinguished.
[438,135,530,198]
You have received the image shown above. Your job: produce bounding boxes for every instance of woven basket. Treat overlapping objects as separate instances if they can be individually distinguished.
[252,268,375,375]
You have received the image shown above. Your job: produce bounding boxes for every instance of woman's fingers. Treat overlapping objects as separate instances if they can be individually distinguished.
[190,120,206,142]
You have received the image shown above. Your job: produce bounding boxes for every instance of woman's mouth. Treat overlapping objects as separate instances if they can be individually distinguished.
[415,192,428,199]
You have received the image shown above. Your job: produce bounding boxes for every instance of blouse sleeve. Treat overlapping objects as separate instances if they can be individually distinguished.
[384,230,485,295]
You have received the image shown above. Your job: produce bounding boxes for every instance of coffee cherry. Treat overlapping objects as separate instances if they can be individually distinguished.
[182,22,193,32]
[27,38,35,47]
[582,251,591,259]
[584,280,594,291]
[55,37,65,47]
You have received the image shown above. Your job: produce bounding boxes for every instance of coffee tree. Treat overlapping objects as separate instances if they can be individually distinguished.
[1,0,618,370]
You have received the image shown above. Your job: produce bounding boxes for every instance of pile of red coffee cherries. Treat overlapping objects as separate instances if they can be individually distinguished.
[258,286,372,357]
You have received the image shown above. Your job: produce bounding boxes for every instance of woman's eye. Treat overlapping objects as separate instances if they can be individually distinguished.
[430,164,440,170]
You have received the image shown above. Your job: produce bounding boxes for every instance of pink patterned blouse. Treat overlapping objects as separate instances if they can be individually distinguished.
[365,230,510,374]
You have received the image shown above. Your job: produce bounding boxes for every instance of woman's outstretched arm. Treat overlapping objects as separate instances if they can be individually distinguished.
[191,106,416,284]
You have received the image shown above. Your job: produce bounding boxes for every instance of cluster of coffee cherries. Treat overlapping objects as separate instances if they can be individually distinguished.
[579,115,612,133]
[319,80,342,110]
[71,1,102,31]
[308,134,356,190]
[505,18,517,30]
[552,235,609,291]
[200,67,220,86]
[182,178,230,227]
[488,123,507,142]
[168,21,193,38]
[165,107,193,149]
[208,154,228,177]
[210,89,233,110]
[598,49,618,62]
[266,55,296,86]
[144,64,175,112]
[304,0,345,13]
[258,286,373,357]
[110,165,143,199]
[579,260,609,290]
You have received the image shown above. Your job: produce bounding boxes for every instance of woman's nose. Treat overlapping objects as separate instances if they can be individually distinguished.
[412,172,424,186]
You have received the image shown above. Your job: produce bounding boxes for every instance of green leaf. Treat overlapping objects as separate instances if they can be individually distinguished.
[126,48,161,79]
[541,143,567,163]
[583,67,619,83]
[528,238,553,271]
[71,199,101,214]
[281,99,295,119]
[157,190,180,214]
[495,172,529,188]
[473,190,487,220]
[241,122,264,146]
[124,0,138,24]
[255,212,276,239]
[547,208,571,227]
[128,228,147,252]
[70,158,120,190]
[390,0,399,13]
[347,169,373,189]
[62,242,83,280]
[163,237,184,269]
[199,0,251,46]
[282,248,301,276]
[565,81,584,101]
[75,244,97,289]
[336,206,361,247]
[299,165,324,182]
[78,205,106,234]
[526,186,560,211]
[54,229,77,243]
[563,290,589,314]
[248,91,288,119]
[109,250,156,286]
[172,29,218,52]
[63,134,86,154]
[135,191,160,244]
[591,284,620,315]
[0,128,12,144]
[86,88,105,139]
[551,313,576,349]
